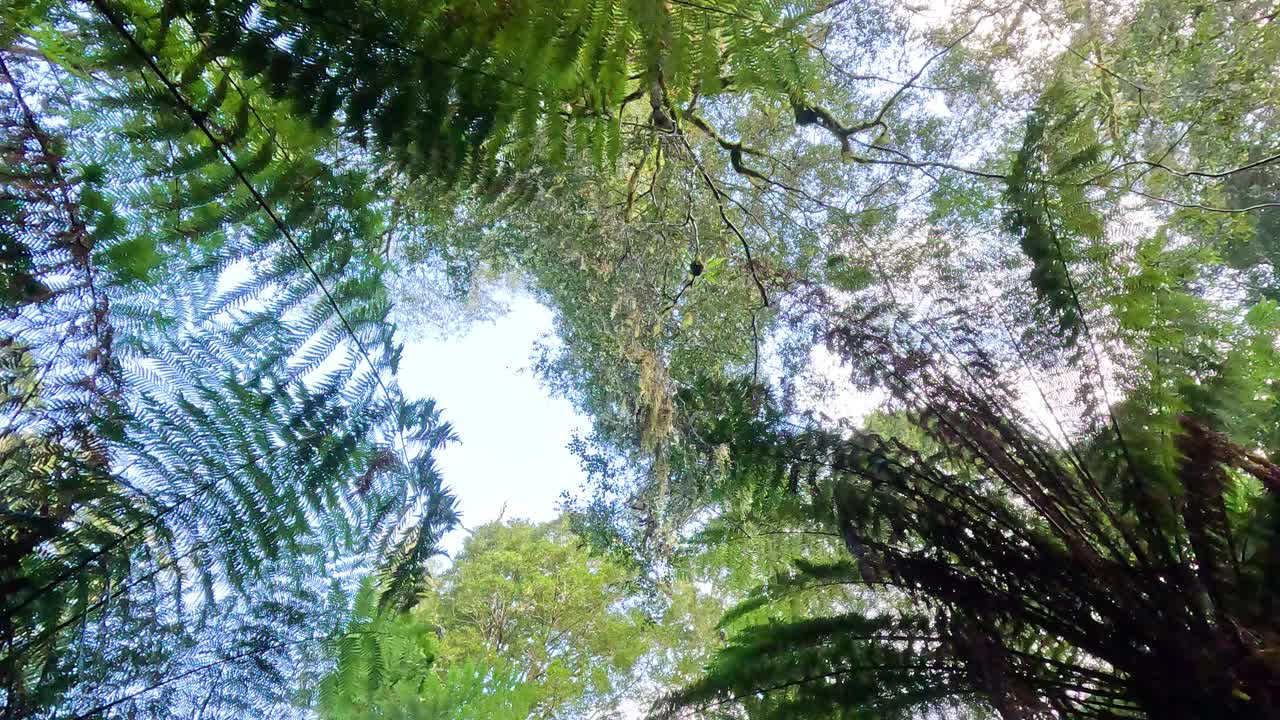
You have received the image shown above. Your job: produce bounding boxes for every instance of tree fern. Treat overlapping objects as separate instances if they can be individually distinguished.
[2,315,460,715]
[663,319,1280,718]
[114,0,825,185]
[660,608,978,720]
[1004,79,1107,343]
[0,11,462,713]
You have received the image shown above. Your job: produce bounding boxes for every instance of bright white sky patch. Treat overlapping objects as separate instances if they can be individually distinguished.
[397,295,589,556]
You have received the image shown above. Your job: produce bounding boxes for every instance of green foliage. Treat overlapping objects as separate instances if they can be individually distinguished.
[6,0,1280,718]
[661,609,976,720]
[0,7,459,715]
[1004,79,1106,341]
[318,519,652,720]
[659,319,1280,719]
[145,0,819,184]
[430,520,648,718]
[1,318,459,717]
[376,459,459,615]
[824,254,876,293]
[315,578,445,718]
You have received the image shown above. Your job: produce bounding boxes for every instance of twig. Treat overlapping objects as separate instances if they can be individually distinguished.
[792,18,987,157]
[673,130,771,307]
[1113,187,1280,214]
[1092,150,1280,182]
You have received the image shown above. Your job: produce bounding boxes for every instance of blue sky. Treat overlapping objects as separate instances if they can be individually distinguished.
[396,295,589,555]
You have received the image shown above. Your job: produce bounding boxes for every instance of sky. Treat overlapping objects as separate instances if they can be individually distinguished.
[396,294,589,555]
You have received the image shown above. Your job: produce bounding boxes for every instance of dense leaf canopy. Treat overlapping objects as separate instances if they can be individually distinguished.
[1,0,1278,718]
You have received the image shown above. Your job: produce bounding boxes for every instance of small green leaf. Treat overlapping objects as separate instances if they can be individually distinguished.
[103,236,162,284]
